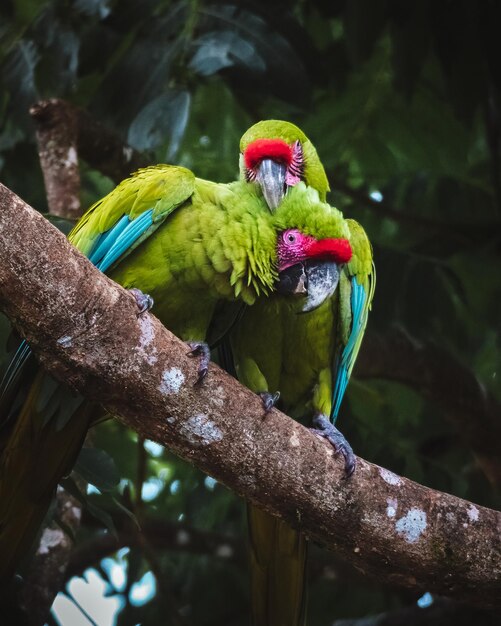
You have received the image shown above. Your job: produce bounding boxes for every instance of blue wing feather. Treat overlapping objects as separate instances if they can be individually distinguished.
[95,209,154,273]
[331,277,367,421]
[89,214,129,265]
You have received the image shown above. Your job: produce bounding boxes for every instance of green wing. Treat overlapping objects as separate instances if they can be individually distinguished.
[70,165,195,272]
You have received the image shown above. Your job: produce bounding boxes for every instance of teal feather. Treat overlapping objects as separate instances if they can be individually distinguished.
[332,278,367,421]
[96,209,154,272]
[89,214,129,265]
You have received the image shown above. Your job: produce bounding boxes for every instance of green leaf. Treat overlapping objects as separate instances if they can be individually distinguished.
[61,476,118,538]
[75,446,121,492]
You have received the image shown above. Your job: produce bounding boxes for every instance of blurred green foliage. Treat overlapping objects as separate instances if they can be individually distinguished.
[1,0,501,623]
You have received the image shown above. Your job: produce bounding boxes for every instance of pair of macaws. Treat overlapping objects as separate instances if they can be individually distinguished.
[0,120,374,625]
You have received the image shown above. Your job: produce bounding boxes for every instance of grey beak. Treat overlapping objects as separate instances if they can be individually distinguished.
[276,260,340,313]
[256,159,287,210]
[300,260,340,312]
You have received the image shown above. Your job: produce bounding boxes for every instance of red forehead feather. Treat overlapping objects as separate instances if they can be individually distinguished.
[307,237,352,264]
[244,138,293,170]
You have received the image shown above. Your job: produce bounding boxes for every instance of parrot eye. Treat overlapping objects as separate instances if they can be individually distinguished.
[283,230,299,245]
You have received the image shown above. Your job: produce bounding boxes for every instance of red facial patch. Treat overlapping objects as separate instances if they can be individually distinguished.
[306,238,352,264]
[277,230,353,271]
[244,138,293,170]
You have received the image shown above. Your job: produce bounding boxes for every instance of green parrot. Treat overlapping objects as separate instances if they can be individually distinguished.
[231,120,376,626]
[0,165,353,583]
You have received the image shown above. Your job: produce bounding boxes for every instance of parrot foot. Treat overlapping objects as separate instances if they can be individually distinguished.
[186,341,211,385]
[258,391,280,413]
[310,414,356,477]
[129,288,154,315]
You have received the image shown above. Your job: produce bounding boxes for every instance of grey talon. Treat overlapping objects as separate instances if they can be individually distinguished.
[129,287,154,315]
[258,391,280,413]
[311,413,356,477]
[186,341,211,386]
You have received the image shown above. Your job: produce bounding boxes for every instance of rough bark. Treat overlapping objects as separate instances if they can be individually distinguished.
[30,100,81,219]
[1,184,501,609]
[18,488,81,624]
[30,99,148,187]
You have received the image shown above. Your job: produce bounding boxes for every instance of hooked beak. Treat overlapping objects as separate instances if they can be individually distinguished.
[276,260,340,312]
[256,159,287,210]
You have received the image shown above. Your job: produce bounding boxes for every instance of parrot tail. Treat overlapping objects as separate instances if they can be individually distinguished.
[247,503,307,626]
[0,369,94,582]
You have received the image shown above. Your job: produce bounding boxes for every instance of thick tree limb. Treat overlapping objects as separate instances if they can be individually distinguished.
[1,184,501,608]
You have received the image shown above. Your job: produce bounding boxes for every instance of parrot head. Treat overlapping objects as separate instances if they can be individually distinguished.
[240,120,330,210]
[275,229,351,313]
[271,183,351,312]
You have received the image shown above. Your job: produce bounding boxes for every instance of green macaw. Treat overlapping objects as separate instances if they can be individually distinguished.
[0,164,353,582]
[231,120,376,626]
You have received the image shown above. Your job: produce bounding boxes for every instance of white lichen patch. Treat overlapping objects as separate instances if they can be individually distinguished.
[289,433,300,447]
[467,504,480,522]
[64,146,78,167]
[138,315,158,365]
[386,498,398,518]
[395,508,427,543]
[179,413,223,446]
[209,385,226,408]
[379,467,402,486]
[37,527,65,555]
[159,368,185,395]
[57,335,73,348]
[446,512,456,523]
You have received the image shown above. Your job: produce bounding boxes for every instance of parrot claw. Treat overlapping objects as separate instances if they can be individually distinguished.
[310,414,356,477]
[186,341,211,386]
[129,288,154,315]
[258,391,280,413]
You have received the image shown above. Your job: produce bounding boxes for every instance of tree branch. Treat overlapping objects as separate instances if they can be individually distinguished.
[19,488,81,624]
[30,99,148,188]
[1,185,500,608]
